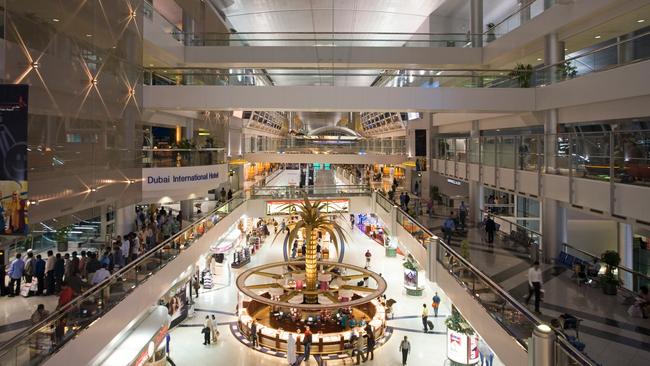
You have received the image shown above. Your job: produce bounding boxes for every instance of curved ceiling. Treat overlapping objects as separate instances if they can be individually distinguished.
[215,0,446,33]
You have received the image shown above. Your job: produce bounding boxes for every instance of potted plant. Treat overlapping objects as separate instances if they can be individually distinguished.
[600,250,621,295]
[509,63,534,88]
[55,226,70,252]
[445,309,479,365]
[557,61,577,80]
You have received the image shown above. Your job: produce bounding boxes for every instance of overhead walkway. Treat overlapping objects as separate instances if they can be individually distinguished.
[143,0,635,68]
[431,129,650,228]
[143,56,650,113]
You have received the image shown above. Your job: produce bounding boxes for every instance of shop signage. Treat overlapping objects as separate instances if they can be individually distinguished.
[143,164,228,191]
[447,178,462,186]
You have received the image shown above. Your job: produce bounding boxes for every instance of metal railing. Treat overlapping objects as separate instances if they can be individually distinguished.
[434,130,650,188]
[562,242,650,292]
[142,148,227,168]
[242,136,407,155]
[374,191,596,365]
[0,194,246,365]
[483,0,555,43]
[249,185,371,199]
[479,208,542,262]
[167,31,482,48]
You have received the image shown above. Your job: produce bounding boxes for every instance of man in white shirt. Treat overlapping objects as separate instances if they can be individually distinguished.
[92,264,111,285]
[526,261,543,313]
[120,236,130,264]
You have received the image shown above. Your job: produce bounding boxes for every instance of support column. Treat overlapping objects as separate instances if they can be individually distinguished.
[470,0,483,48]
[531,324,556,366]
[426,236,439,283]
[115,204,135,236]
[468,121,483,224]
[541,199,566,262]
[544,33,565,83]
[180,200,193,222]
[617,33,634,65]
[618,222,634,290]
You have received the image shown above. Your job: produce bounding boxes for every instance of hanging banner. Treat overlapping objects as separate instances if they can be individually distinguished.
[0,85,29,235]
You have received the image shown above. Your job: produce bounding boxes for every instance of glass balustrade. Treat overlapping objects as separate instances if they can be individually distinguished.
[242,136,407,155]
[484,0,555,43]
[433,131,650,187]
[168,32,479,48]
[0,195,245,366]
[249,185,371,199]
[142,148,226,168]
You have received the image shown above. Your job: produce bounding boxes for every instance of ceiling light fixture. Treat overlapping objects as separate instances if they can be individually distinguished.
[594,35,601,39]
[91,77,98,85]
[52,18,60,22]
[536,58,542,61]
[130,10,137,18]
[31,61,39,69]
[149,64,154,67]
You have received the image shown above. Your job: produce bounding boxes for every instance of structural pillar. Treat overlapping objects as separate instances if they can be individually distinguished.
[541,199,566,263]
[115,204,135,236]
[618,222,634,290]
[426,236,439,283]
[544,33,565,83]
[617,33,634,64]
[531,324,556,366]
[180,199,194,222]
[468,121,483,224]
[470,0,483,47]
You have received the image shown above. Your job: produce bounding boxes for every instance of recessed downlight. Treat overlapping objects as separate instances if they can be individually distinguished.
[52,18,60,22]
[86,33,92,37]
[637,19,645,23]
[594,35,601,39]
[536,58,542,61]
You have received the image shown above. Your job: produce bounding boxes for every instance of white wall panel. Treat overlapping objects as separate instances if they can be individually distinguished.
[498,168,515,191]
[572,179,610,213]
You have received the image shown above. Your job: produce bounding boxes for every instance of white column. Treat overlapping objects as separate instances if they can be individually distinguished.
[426,236,439,283]
[114,204,135,236]
[470,0,483,47]
[541,199,566,262]
[618,222,634,290]
[468,121,482,223]
[180,200,193,222]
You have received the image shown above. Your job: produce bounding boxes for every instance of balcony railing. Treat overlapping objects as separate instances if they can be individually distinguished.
[483,0,555,43]
[242,136,407,156]
[0,194,245,366]
[142,148,226,168]
[435,130,650,188]
[168,31,483,48]
[249,185,371,199]
[376,191,596,365]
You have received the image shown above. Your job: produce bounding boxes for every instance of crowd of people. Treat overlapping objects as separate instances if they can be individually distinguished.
[0,205,182,325]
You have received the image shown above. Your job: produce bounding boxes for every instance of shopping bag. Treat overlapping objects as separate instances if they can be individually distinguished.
[20,282,32,297]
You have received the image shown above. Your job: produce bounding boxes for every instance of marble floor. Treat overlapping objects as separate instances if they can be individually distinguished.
[416,209,650,366]
[168,219,505,366]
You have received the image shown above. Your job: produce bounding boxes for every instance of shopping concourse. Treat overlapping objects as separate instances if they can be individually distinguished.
[1,0,650,366]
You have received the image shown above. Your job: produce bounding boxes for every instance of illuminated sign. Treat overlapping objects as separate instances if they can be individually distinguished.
[447,178,462,186]
[266,199,349,216]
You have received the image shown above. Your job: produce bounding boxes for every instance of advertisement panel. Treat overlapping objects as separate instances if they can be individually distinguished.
[0,84,29,235]
[447,329,479,364]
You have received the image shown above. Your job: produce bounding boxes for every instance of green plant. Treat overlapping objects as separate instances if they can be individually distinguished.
[403,260,417,271]
[558,61,577,80]
[509,63,533,88]
[55,226,70,244]
[445,309,475,336]
[460,240,471,262]
[601,250,621,272]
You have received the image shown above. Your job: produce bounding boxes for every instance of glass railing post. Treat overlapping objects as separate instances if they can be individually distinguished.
[532,324,556,366]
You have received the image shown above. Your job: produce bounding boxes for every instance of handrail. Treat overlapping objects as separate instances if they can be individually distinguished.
[378,191,595,365]
[142,147,226,151]
[537,30,650,73]
[0,193,245,357]
[170,31,483,36]
[562,242,650,282]
[145,67,514,75]
[483,0,554,36]
[479,208,542,237]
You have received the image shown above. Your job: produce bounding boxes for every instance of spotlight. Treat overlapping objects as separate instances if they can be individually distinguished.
[91,78,98,85]
[31,61,39,69]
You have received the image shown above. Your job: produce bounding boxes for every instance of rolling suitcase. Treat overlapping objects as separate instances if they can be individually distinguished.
[427,320,434,331]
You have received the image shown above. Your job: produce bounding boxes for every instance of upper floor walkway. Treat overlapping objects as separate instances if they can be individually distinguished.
[143,0,644,69]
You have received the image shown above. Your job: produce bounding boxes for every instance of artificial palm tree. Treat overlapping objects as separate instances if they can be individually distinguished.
[280,196,347,304]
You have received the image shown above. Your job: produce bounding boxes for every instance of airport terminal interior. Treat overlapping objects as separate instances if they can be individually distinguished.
[1,0,650,365]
